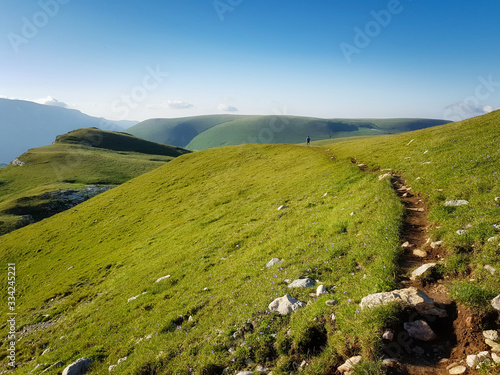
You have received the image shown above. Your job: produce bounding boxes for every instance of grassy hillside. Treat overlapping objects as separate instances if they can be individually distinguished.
[0,112,498,374]
[127,115,450,150]
[0,144,404,374]
[126,115,241,148]
[0,128,190,234]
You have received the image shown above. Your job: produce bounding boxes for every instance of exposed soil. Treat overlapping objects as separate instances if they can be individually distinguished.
[352,162,498,375]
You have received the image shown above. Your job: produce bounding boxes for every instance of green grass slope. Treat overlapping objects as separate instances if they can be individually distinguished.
[0,128,190,234]
[0,144,404,374]
[126,115,242,148]
[329,110,500,310]
[127,115,450,150]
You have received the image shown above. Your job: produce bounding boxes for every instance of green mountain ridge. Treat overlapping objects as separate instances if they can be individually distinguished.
[127,115,451,150]
[0,128,190,235]
[1,112,499,374]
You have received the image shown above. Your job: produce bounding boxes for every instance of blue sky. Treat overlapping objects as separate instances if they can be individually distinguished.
[1,0,499,121]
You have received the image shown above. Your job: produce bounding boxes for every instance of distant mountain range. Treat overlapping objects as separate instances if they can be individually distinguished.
[0,98,137,163]
[127,115,451,150]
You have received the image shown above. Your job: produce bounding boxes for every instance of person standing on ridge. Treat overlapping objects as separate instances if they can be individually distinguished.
[306,136,311,147]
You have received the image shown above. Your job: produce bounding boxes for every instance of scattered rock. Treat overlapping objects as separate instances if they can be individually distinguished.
[448,365,467,374]
[445,200,469,207]
[360,287,434,309]
[277,205,288,211]
[413,249,427,258]
[485,338,500,351]
[495,197,500,202]
[410,263,437,280]
[62,357,92,375]
[382,358,399,369]
[491,295,500,311]
[415,302,447,317]
[117,357,127,365]
[254,364,269,373]
[484,265,496,275]
[487,236,499,242]
[316,285,327,296]
[403,320,437,341]
[236,372,254,375]
[108,365,117,372]
[492,352,500,363]
[402,241,411,248]
[382,330,394,341]
[128,292,147,302]
[379,173,392,180]
[266,258,283,268]
[155,275,170,283]
[483,330,500,342]
[325,299,337,306]
[431,241,443,249]
[338,355,362,374]
[268,294,306,315]
[10,158,27,166]
[331,313,336,321]
[466,351,490,368]
[288,278,316,288]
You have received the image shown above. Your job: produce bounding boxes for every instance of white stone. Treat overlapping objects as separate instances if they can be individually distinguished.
[268,294,306,315]
[155,275,170,283]
[254,365,269,373]
[338,356,362,373]
[492,352,500,363]
[483,330,500,342]
[404,320,437,341]
[277,205,288,211]
[430,241,443,249]
[288,278,316,288]
[411,263,437,280]
[360,287,434,309]
[488,236,499,242]
[444,200,469,206]
[382,330,394,341]
[316,285,328,296]
[492,295,500,311]
[108,365,117,372]
[484,265,496,275]
[448,365,467,374]
[325,299,337,306]
[413,249,427,258]
[402,241,411,248]
[331,313,336,321]
[485,338,500,351]
[117,357,127,364]
[266,258,282,268]
[236,372,254,375]
[62,357,92,375]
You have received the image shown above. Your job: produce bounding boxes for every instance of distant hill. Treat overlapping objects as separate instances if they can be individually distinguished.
[0,98,138,163]
[0,128,190,234]
[127,114,450,150]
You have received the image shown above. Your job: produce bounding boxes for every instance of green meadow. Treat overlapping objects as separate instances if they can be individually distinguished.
[0,111,498,374]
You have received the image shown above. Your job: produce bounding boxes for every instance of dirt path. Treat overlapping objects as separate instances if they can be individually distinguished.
[352,161,491,375]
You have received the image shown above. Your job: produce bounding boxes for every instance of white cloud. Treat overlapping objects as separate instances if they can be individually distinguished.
[148,100,194,110]
[443,102,492,121]
[34,96,69,108]
[217,103,238,112]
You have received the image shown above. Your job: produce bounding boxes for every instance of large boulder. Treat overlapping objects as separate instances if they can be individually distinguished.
[360,287,433,309]
[268,294,306,315]
[62,357,92,375]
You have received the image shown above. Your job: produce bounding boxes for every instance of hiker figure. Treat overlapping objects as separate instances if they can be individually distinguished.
[306,136,311,146]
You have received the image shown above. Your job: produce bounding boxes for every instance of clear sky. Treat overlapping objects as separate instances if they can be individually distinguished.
[1,0,499,122]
